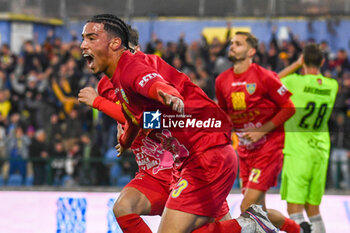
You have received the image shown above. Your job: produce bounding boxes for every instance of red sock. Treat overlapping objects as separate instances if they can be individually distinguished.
[192,219,242,233]
[280,217,300,233]
[116,213,152,233]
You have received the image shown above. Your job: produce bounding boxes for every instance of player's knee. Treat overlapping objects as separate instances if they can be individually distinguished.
[113,198,135,218]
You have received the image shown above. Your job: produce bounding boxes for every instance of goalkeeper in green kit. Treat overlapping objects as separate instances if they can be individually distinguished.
[277,43,338,233]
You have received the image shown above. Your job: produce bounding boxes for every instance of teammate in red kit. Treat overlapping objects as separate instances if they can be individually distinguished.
[215,31,310,233]
[81,14,278,233]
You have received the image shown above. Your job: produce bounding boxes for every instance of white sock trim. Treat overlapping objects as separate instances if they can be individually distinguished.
[289,212,305,224]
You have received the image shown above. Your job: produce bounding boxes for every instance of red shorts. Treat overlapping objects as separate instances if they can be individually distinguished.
[239,147,283,193]
[165,144,237,218]
[125,170,171,215]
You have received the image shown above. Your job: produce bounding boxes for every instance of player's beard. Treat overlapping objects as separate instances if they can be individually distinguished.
[228,54,247,64]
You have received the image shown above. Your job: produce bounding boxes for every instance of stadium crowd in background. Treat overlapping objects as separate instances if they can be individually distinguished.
[0,24,349,189]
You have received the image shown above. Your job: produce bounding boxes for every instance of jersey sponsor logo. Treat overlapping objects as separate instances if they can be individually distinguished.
[246,83,256,95]
[231,92,247,110]
[171,179,188,198]
[317,78,322,85]
[230,110,260,124]
[232,81,247,86]
[143,110,161,129]
[277,85,288,96]
[138,73,163,87]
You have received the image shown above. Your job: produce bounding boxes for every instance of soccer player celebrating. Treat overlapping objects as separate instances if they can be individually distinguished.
[79,27,232,233]
[81,14,278,233]
[278,43,338,233]
[215,31,310,233]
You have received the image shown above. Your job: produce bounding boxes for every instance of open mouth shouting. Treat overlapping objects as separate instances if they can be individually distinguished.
[83,53,95,69]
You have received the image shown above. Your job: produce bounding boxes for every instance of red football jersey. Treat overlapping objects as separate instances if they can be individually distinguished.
[97,76,118,102]
[109,51,232,165]
[97,76,173,183]
[215,63,292,157]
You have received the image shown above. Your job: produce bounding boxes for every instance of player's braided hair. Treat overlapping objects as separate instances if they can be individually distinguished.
[87,14,134,53]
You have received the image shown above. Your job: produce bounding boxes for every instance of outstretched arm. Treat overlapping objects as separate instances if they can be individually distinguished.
[278,55,303,79]
[148,81,185,114]
[78,87,126,124]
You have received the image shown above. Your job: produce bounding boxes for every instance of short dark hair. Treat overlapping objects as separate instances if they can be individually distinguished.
[303,43,323,68]
[235,31,258,51]
[127,25,139,47]
[87,14,133,52]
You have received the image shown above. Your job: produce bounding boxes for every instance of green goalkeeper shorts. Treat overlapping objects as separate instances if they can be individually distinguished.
[280,153,328,205]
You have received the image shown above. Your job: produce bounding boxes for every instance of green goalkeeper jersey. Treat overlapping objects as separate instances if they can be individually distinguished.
[281,73,338,160]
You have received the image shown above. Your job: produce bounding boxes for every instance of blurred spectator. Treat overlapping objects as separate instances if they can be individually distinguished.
[64,142,81,186]
[186,41,201,66]
[7,113,20,135]
[78,133,93,185]
[0,122,6,179]
[104,147,121,186]
[62,108,82,150]
[29,129,48,185]
[145,33,165,57]
[7,125,30,184]
[329,49,350,77]
[10,70,49,127]
[50,140,66,185]
[320,40,331,73]
[26,125,36,141]
[196,68,215,99]
[45,113,63,149]
[0,89,11,119]
[22,41,37,75]
[119,150,138,179]
[330,112,350,189]
[200,22,232,77]
[0,44,17,75]
[0,71,9,90]
[65,57,84,96]
[51,71,79,117]
[100,114,118,157]
[162,41,177,64]
[255,42,268,67]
